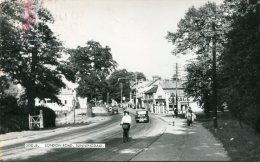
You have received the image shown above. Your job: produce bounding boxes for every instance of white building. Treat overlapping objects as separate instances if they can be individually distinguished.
[35,87,77,112]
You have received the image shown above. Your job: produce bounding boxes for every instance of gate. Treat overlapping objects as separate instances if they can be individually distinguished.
[29,110,44,129]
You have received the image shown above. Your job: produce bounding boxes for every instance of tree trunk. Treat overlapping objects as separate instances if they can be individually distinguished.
[26,42,38,113]
[26,88,35,113]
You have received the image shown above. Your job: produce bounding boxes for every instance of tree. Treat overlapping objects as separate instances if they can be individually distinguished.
[166,2,229,125]
[184,60,213,117]
[106,69,147,103]
[0,0,69,111]
[68,40,117,101]
[220,0,260,129]
[107,69,132,103]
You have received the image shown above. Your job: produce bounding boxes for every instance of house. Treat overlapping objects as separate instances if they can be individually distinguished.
[143,78,191,114]
[134,76,161,108]
[35,87,77,112]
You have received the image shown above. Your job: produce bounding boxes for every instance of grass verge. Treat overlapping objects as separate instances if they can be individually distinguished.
[200,112,260,161]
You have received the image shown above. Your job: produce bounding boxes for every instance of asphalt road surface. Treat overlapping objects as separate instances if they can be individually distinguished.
[1,109,166,161]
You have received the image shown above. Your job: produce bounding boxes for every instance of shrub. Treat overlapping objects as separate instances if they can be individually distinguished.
[0,95,56,134]
[0,95,29,134]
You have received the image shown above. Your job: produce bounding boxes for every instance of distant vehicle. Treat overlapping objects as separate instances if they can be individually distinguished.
[135,109,149,123]
[112,106,119,115]
[108,107,113,112]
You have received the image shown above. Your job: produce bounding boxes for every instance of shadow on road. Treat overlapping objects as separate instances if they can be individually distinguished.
[7,119,229,161]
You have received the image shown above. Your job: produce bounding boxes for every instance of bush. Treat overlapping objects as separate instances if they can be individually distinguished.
[0,95,29,134]
[0,96,56,134]
[0,95,18,114]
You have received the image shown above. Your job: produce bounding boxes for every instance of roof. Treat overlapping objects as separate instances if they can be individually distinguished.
[160,80,184,89]
[145,86,158,94]
[146,78,160,87]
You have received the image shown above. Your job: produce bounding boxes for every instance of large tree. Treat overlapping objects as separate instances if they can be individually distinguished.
[68,40,117,101]
[220,0,260,129]
[0,0,70,111]
[166,2,229,116]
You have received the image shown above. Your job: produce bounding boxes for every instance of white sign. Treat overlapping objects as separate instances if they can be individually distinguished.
[25,143,105,148]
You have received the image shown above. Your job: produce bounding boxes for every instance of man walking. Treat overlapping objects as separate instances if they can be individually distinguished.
[120,111,132,143]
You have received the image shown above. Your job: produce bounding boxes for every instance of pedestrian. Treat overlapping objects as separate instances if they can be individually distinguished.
[186,107,193,126]
[120,111,131,143]
[174,107,178,118]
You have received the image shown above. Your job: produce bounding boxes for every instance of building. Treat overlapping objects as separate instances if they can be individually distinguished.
[142,78,191,114]
[35,87,77,112]
[132,76,161,108]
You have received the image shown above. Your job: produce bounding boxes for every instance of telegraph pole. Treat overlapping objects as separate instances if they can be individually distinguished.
[135,73,138,109]
[120,83,123,108]
[212,21,218,129]
[175,63,178,112]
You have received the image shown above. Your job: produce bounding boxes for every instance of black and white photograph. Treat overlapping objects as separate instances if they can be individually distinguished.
[0,0,260,161]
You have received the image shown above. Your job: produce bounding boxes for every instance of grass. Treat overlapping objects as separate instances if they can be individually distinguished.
[200,112,260,161]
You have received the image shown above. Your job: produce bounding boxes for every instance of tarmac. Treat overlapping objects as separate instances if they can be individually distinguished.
[131,115,231,161]
[1,109,231,161]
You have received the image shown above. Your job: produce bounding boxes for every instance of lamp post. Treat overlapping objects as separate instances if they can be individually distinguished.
[118,73,138,109]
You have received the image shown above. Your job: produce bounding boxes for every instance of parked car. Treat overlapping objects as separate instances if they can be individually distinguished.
[135,109,149,123]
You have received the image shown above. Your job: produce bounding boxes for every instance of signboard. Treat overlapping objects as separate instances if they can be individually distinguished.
[169,97,190,102]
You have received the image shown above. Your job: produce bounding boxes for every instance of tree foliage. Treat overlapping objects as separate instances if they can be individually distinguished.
[220,0,260,129]
[68,40,117,101]
[166,2,228,56]
[166,2,228,114]
[106,69,147,103]
[167,0,260,131]
[0,0,69,111]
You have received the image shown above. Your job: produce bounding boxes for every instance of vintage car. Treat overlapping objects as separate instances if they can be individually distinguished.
[135,109,149,123]
[111,106,119,115]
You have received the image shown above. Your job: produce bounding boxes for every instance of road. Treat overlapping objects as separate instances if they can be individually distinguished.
[1,109,166,161]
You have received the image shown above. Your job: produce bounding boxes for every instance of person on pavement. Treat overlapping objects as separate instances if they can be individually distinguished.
[120,111,131,143]
[174,107,178,118]
[186,107,196,126]
[186,107,193,126]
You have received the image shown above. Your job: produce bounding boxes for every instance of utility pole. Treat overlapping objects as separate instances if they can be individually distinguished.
[135,73,138,109]
[107,92,109,104]
[73,98,76,124]
[175,63,178,112]
[212,21,218,129]
[120,83,123,108]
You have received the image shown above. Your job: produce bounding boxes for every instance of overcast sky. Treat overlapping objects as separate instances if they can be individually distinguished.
[44,0,223,80]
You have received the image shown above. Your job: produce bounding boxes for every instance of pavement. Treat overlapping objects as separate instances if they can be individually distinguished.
[131,115,231,161]
[0,115,112,142]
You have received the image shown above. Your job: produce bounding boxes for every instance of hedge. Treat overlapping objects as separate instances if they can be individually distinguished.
[0,95,56,134]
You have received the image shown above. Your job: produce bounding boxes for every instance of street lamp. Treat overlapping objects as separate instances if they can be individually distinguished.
[118,73,138,109]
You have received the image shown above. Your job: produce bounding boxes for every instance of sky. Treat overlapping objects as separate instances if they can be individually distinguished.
[43,0,223,80]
